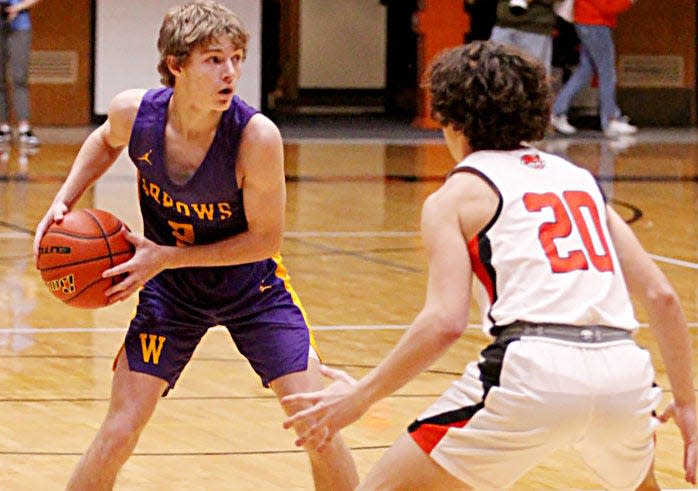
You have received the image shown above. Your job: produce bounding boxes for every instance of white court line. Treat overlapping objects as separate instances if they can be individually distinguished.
[285,231,419,238]
[283,137,443,145]
[1,322,697,335]
[0,231,31,239]
[649,254,698,270]
[0,230,421,240]
[4,227,698,267]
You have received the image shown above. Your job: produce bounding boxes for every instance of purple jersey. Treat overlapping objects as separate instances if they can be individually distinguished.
[122,88,315,392]
[129,87,254,247]
[127,88,278,313]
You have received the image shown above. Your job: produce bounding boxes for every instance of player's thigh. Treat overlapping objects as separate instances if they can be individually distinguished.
[359,433,472,491]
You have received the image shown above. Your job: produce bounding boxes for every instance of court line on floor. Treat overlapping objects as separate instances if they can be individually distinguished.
[4,227,698,267]
[1,230,418,239]
[649,254,698,270]
[1,322,697,335]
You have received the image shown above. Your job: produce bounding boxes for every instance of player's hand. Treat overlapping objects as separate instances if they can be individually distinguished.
[5,5,19,22]
[658,400,698,484]
[281,365,366,452]
[33,202,70,263]
[102,229,166,303]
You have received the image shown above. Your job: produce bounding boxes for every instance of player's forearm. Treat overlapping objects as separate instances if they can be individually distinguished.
[359,311,463,406]
[15,0,42,11]
[163,228,282,269]
[647,289,696,407]
[54,130,123,209]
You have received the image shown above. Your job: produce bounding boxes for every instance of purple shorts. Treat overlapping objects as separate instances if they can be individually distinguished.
[120,267,314,395]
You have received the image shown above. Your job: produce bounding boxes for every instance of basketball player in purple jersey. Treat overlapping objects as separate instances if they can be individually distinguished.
[32,1,358,489]
[282,42,697,490]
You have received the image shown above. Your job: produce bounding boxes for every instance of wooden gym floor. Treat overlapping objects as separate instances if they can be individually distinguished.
[0,123,696,490]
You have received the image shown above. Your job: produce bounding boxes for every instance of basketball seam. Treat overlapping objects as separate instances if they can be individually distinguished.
[43,227,124,240]
[83,210,118,287]
[38,251,134,272]
[65,276,111,305]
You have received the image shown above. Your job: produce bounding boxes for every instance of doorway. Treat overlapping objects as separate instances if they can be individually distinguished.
[261,0,419,119]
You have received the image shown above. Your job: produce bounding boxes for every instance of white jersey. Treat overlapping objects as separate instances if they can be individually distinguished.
[454,148,638,332]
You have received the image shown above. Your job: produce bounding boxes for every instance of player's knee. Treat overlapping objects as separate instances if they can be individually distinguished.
[101,413,147,453]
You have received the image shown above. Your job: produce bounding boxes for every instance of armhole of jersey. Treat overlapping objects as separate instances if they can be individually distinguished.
[448,166,504,237]
[593,175,608,204]
[127,89,153,162]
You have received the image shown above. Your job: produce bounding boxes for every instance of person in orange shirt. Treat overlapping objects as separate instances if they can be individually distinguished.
[551,0,638,138]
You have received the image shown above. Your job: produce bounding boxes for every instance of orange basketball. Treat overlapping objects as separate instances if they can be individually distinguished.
[37,209,135,309]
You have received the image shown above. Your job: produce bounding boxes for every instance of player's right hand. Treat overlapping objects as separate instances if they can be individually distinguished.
[33,202,70,263]
[102,229,167,304]
[281,365,365,452]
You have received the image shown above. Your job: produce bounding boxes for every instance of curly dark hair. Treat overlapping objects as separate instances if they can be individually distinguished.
[427,41,551,150]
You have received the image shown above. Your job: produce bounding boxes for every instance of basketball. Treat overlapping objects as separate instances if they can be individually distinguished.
[37,209,135,309]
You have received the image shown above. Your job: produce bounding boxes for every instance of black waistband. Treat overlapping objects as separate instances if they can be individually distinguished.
[493,321,633,344]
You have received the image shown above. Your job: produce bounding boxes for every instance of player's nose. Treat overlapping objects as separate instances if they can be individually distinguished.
[221,59,237,79]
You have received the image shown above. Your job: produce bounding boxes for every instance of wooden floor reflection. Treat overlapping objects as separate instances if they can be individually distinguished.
[0,127,696,490]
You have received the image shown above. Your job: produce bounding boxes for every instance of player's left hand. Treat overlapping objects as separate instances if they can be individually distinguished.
[282,365,366,452]
[657,400,698,484]
[102,229,166,303]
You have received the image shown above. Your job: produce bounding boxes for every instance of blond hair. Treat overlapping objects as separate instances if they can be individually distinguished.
[157,0,249,87]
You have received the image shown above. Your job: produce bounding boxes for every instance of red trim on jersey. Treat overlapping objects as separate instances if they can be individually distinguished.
[467,235,495,303]
[410,419,470,454]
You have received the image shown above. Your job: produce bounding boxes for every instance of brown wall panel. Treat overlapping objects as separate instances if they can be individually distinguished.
[29,0,92,126]
[615,0,696,125]
[615,0,696,88]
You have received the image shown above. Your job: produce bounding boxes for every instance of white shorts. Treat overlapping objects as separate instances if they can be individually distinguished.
[408,337,662,490]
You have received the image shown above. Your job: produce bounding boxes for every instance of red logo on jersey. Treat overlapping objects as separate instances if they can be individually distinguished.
[520,153,545,169]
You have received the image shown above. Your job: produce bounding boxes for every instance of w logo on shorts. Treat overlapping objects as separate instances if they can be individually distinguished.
[139,333,166,365]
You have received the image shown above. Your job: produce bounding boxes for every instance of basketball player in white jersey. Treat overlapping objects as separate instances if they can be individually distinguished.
[281,41,697,490]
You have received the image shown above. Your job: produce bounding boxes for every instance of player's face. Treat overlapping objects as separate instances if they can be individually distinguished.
[178,37,244,110]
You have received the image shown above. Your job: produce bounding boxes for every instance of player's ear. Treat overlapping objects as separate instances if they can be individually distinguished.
[166,55,183,77]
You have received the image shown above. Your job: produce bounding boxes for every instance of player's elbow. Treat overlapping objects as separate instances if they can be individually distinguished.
[427,311,466,344]
[645,281,681,313]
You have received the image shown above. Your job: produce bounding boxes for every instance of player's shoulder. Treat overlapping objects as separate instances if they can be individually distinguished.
[109,89,148,112]
[107,88,149,124]
[102,89,149,147]
[430,167,498,214]
[242,112,281,145]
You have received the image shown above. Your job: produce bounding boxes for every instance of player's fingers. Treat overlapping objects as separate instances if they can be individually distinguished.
[107,286,137,304]
[657,404,675,423]
[32,227,45,261]
[295,421,329,449]
[282,404,322,430]
[122,228,140,244]
[54,208,66,222]
[104,272,140,297]
[318,364,354,383]
[281,392,321,407]
[33,216,54,260]
[685,441,697,484]
[52,203,68,224]
[316,426,337,453]
[102,266,123,279]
